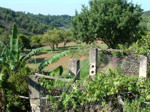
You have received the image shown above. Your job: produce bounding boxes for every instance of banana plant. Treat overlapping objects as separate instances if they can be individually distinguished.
[0,24,43,71]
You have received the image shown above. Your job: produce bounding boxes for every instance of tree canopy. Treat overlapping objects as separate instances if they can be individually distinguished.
[71,0,143,48]
[42,29,62,51]
[19,34,31,49]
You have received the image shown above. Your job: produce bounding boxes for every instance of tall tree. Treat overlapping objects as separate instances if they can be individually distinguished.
[71,0,143,48]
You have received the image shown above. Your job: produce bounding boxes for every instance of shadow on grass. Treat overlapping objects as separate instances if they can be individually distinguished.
[23,50,47,56]
[34,52,47,56]
[57,45,78,51]
[29,58,45,64]
[44,45,78,53]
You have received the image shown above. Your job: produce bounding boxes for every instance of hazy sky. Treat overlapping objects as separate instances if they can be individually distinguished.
[0,0,149,16]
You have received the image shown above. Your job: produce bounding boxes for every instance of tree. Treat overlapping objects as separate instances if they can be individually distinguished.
[0,31,10,45]
[19,34,31,50]
[71,0,143,48]
[42,29,62,51]
[31,35,43,48]
[60,30,73,48]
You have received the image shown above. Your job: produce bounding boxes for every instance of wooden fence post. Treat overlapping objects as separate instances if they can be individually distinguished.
[69,58,80,78]
[89,47,98,77]
[28,75,46,112]
[139,55,147,79]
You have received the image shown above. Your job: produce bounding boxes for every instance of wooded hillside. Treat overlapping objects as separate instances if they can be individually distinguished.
[0,7,72,36]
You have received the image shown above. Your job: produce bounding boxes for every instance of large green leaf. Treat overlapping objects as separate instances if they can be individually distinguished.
[38,50,70,72]
[8,24,19,69]
[10,24,18,54]
[0,41,5,47]
[0,72,4,87]
[21,48,43,66]
[0,44,9,65]
[0,41,5,63]
[49,66,63,76]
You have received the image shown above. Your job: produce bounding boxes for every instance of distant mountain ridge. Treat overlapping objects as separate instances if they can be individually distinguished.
[0,7,72,35]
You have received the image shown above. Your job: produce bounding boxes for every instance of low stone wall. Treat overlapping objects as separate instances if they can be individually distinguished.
[98,54,141,77]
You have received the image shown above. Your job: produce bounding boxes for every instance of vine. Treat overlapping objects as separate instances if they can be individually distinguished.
[39,69,150,111]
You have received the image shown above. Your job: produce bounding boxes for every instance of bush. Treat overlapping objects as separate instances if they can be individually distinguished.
[47,69,150,111]
[1,67,31,111]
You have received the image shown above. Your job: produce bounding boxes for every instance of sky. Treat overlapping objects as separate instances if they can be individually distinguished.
[0,0,150,16]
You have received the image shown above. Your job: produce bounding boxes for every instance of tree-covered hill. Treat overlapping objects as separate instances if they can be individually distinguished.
[140,11,150,31]
[0,7,72,36]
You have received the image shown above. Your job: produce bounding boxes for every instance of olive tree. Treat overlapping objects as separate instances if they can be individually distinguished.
[71,0,143,48]
[42,28,62,51]
[31,35,43,48]
[60,30,73,48]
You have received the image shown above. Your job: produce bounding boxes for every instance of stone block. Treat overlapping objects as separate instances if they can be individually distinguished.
[69,58,80,78]
[89,47,98,77]
[139,55,147,79]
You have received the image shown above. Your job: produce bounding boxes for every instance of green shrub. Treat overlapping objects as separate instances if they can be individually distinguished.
[47,69,150,111]
[3,67,31,111]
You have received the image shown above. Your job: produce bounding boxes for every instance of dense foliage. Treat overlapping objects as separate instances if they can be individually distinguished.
[18,34,31,50]
[31,35,43,47]
[0,7,72,36]
[71,0,143,48]
[1,66,31,111]
[44,69,150,111]
[128,32,150,56]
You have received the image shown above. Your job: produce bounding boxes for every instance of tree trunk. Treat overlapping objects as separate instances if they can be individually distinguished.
[64,42,67,49]
[50,44,55,52]
[0,88,6,112]
[52,44,55,51]
[56,44,58,48]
